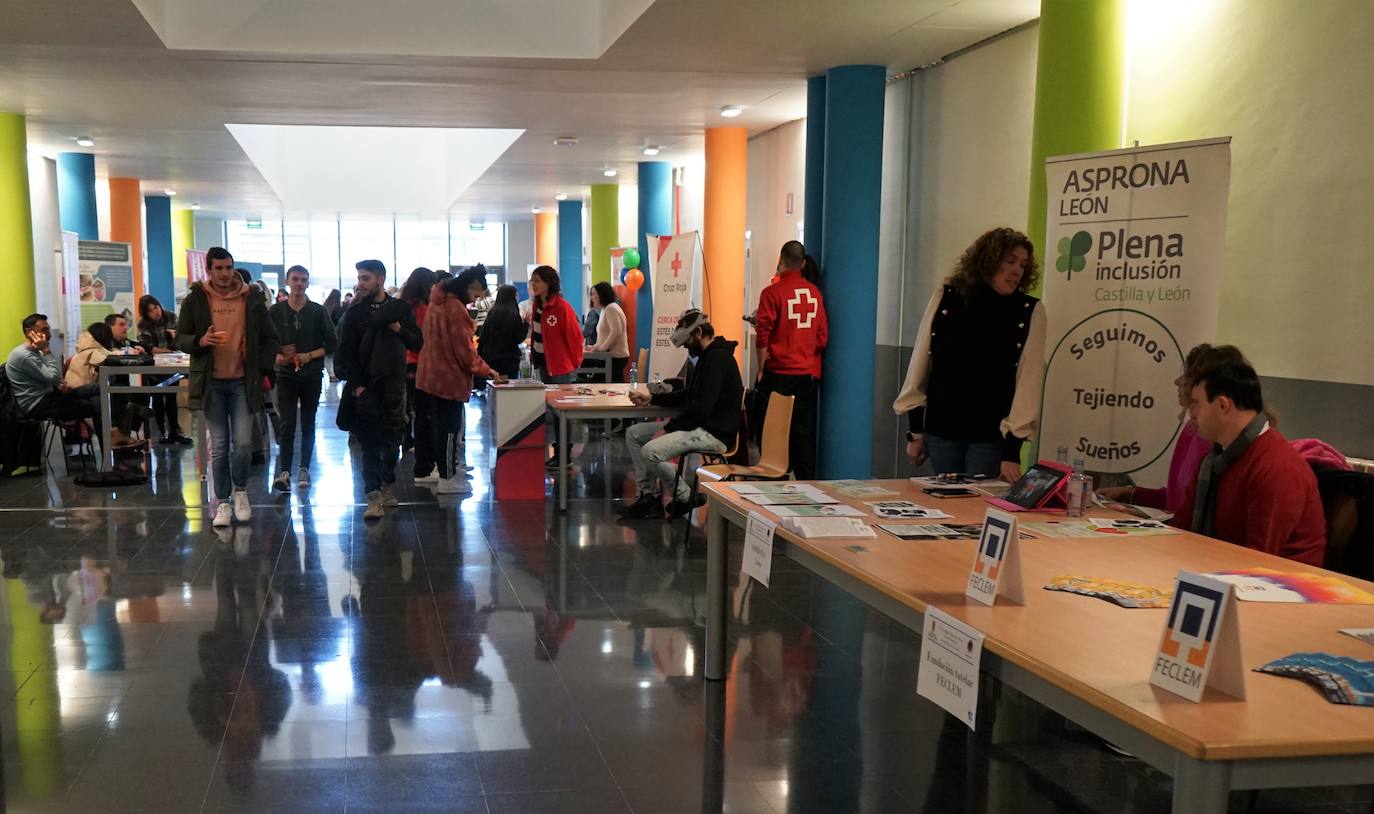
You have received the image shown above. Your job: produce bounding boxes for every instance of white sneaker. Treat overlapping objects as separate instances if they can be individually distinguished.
[436,477,471,495]
[212,502,232,528]
[232,490,252,523]
[415,467,440,483]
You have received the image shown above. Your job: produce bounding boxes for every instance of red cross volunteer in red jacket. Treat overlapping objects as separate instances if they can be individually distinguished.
[528,265,584,470]
[754,240,828,479]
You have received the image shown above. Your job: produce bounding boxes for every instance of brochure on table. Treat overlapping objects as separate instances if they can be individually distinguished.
[1255,653,1374,706]
[1206,568,1374,604]
[1045,575,1173,609]
[1150,571,1246,702]
[916,606,985,730]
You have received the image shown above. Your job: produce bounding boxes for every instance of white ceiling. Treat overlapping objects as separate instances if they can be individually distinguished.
[1,0,1040,220]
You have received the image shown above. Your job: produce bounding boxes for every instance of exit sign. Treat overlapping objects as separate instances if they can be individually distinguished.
[246,219,262,229]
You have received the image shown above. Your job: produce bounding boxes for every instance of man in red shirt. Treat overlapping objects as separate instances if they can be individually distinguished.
[754,241,828,479]
[1172,358,1326,566]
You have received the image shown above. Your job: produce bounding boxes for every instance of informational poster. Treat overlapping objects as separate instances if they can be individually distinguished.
[646,231,701,383]
[1040,138,1231,482]
[60,231,81,357]
[77,240,135,329]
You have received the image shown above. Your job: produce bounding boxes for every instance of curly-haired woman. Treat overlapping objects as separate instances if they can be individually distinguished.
[893,227,1047,481]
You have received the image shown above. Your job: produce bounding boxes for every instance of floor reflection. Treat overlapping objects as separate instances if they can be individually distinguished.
[0,391,1366,813]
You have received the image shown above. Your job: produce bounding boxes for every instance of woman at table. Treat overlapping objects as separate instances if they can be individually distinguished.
[136,294,191,445]
[585,282,629,383]
[478,285,527,380]
[528,265,583,469]
[893,227,1046,482]
[65,322,141,448]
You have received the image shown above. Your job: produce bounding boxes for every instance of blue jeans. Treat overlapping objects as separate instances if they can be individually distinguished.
[205,379,253,500]
[925,434,1002,479]
[626,422,727,503]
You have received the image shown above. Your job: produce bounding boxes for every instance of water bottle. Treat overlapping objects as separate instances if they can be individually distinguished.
[1056,446,1069,466]
[519,347,532,380]
[651,372,662,387]
[1066,457,1091,517]
[628,361,638,392]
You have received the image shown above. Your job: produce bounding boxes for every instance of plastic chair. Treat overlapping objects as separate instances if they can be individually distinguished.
[699,391,794,482]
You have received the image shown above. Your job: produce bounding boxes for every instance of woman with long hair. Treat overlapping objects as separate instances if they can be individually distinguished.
[322,288,343,380]
[478,284,527,379]
[585,281,629,382]
[894,227,1046,481]
[399,268,438,450]
[136,294,191,444]
[528,266,584,469]
[415,268,500,493]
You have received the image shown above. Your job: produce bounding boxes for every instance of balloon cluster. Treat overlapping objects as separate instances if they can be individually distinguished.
[620,248,643,291]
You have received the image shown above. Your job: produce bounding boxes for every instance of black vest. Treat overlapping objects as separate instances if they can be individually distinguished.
[925,284,1037,442]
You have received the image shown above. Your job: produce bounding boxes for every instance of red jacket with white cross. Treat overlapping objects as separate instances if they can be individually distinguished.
[754,269,828,378]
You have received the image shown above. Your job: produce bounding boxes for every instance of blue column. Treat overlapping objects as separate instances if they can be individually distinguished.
[56,153,97,240]
[817,65,885,479]
[557,199,583,315]
[636,161,671,357]
[803,76,826,257]
[144,195,174,307]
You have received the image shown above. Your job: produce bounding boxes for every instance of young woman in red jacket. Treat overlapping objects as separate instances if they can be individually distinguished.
[528,265,583,469]
[415,268,501,494]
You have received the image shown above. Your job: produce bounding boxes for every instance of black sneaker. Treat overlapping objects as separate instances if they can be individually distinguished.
[665,494,706,518]
[172,433,194,446]
[158,436,179,446]
[617,494,664,518]
[272,471,291,493]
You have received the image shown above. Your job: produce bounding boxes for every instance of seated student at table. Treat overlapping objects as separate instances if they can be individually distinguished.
[619,309,743,519]
[1171,358,1326,565]
[6,313,101,432]
[65,322,141,448]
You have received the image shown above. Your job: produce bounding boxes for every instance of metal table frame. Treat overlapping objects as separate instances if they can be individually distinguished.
[702,491,1374,814]
[97,362,189,469]
[549,393,674,511]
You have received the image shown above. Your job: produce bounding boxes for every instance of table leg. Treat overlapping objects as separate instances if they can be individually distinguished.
[701,678,726,813]
[558,412,569,511]
[1171,755,1231,814]
[704,501,729,680]
[100,370,113,470]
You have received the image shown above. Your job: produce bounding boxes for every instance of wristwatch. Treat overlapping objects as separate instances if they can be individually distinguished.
[905,431,922,442]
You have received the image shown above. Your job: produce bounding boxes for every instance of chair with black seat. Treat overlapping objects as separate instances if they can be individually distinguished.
[1312,464,1374,581]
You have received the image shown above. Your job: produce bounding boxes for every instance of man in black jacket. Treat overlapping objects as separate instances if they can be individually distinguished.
[334,259,422,520]
[620,309,742,519]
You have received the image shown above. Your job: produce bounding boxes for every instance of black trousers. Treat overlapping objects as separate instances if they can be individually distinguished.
[275,372,323,473]
[756,370,818,479]
[414,390,465,478]
[358,425,400,494]
[28,391,100,431]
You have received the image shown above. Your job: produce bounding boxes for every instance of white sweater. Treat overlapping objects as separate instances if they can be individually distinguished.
[589,302,629,358]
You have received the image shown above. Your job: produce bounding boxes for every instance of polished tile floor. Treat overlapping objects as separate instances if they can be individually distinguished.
[0,386,1370,813]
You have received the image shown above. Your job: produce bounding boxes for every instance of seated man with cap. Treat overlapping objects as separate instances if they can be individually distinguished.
[619,309,743,519]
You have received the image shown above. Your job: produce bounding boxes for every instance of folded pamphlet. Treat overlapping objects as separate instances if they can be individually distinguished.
[1043,574,1173,608]
[1255,652,1374,706]
[781,517,876,539]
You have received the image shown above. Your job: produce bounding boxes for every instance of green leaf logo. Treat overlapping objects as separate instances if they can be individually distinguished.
[1055,231,1092,281]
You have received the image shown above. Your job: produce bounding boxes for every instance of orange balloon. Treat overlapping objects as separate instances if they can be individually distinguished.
[623,268,644,291]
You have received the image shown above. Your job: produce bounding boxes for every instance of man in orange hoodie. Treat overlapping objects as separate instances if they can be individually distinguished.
[176,247,280,528]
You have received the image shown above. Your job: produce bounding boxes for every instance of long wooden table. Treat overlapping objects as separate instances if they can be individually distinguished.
[701,478,1374,814]
[546,383,676,510]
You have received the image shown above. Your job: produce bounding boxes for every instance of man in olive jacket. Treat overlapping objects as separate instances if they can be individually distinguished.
[175,247,279,527]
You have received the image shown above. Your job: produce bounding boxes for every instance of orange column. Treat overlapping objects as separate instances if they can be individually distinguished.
[534,212,558,267]
[108,178,145,298]
[703,127,747,366]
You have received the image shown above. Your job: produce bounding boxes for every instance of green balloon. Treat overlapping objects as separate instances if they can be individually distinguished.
[622,248,641,270]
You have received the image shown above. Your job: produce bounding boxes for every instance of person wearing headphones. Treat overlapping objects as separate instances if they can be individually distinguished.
[619,309,743,519]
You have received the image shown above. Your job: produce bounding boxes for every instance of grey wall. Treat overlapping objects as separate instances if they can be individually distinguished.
[193,217,224,250]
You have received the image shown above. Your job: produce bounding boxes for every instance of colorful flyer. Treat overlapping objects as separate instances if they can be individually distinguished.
[820,479,900,498]
[1085,517,1177,536]
[1150,571,1246,702]
[865,500,953,520]
[1045,574,1173,608]
[1255,653,1374,707]
[1207,568,1374,604]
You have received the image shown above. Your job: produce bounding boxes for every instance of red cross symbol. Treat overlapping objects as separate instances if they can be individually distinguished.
[670,252,683,278]
[787,289,819,329]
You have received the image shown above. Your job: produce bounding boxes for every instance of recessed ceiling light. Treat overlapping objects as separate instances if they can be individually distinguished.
[720,105,743,118]
[554,192,568,201]
[163,188,177,196]
[553,137,578,147]
[642,146,661,157]
[190,203,201,210]
[603,168,618,177]
[531,206,541,214]
[75,136,95,147]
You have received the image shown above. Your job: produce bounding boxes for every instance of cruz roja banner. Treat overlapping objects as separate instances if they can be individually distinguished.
[1040,137,1231,481]
[646,231,701,383]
